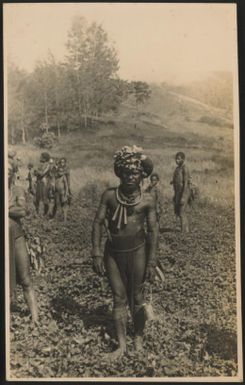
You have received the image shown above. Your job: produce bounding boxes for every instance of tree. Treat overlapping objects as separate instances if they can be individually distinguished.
[7,63,33,144]
[131,81,151,109]
[65,16,119,128]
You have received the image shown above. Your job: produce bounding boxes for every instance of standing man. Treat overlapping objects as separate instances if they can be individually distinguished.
[54,157,71,223]
[26,163,35,195]
[171,151,191,233]
[8,152,38,323]
[34,152,51,216]
[92,145,158,359]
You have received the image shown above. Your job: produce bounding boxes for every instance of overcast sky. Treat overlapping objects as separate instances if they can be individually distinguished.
[4,3,238,84]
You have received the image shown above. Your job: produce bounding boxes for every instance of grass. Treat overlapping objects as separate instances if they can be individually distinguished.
[12,117,235,209]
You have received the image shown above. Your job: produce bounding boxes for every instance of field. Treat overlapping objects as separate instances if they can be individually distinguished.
[8,88,239,379]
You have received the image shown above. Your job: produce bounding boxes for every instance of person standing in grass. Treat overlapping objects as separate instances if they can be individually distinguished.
[171,151,191,233]
[53,157,71,223]
[92,145,158,360]
[8,152,38,323]
[34,152,51,216]
[145,172,163,230]
[26,163,35,195]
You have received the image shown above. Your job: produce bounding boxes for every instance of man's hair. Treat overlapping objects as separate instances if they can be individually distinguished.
[150,172,160,181]
[40,152,50,162]
[114,145,153,179]
[175,151,185,160]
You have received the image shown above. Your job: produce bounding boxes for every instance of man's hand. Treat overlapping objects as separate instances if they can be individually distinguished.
[145,264,156,283]
[92,256,105,276]
[180,197,185,205]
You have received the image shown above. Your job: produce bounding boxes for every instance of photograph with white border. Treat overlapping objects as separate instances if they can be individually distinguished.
[4,2,243,381]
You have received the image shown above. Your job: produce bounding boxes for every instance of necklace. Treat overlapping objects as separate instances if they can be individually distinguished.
[116,186,142,207]
[112,186,143,230]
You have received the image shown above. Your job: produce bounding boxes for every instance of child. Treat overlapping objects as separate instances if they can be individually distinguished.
[145,173,163,228]
[171,151,191,233]
[92,145,158,359]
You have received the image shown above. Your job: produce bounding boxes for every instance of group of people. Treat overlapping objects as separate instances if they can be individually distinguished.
[8,144,192,360]
[27,152,71,222]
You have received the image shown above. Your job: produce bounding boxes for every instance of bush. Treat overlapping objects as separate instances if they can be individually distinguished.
[33,132,57,149]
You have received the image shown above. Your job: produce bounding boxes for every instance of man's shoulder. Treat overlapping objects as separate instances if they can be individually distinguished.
[102,187,116,200]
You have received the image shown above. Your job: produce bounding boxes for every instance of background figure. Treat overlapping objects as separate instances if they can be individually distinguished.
[46,157,57,219]
[171,151,191,233]
[26,163,35,195]
[145,172,163,230]
[34,152,51,216]
[8,153,38,323]
[54,157,71,223]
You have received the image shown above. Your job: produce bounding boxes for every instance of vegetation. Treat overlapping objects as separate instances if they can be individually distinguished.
[7,16,150,144]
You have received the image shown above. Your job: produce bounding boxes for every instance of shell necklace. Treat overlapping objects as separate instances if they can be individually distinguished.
[112,186,142,230]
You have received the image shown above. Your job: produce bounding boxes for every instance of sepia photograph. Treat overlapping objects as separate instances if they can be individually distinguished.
[4,2,243,381]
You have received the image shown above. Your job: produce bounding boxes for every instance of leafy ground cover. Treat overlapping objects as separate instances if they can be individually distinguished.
[9,192,238,379]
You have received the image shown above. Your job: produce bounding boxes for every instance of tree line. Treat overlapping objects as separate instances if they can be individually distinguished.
[8,16,151,144]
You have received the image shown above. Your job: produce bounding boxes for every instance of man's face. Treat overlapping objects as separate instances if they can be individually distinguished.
[176,155,184,166]
[151,176,159,186]
[60,159,65,167]
[121,169,142,191]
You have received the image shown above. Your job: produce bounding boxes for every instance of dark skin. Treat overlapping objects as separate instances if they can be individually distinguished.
[92,169,158,359]
[175,155,186,205]
[171,155,190,232]
[8,164,38,324]
[92,169,158,281]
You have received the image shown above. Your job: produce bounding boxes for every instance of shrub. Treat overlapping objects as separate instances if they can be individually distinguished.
[33,132,57,149]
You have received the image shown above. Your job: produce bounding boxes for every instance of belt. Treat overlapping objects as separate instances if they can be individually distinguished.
[108,229,145,253]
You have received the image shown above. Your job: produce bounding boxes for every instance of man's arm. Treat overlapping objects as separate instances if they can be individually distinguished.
[65,168,71,192]
[181,166,191,202]
[9,187,27,219]
[146,194,158,265]
[92,190,109,258]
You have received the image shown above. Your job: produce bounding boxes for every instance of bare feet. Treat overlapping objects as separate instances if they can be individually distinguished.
[103,346,126,361]
[134,335,144,353]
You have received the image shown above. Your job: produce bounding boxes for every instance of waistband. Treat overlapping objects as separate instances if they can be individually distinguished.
[108,229,145,253]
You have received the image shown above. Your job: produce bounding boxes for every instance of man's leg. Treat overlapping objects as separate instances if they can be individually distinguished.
[104,253,128,359]
[63,204,68,224]
[179,205,189,233]
[43,201,49,216]
[15,237,38,323]
[130,246,147,352]
[34,198,40,214]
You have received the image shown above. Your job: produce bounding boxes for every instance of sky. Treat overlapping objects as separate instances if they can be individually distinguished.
[4,3,238,84]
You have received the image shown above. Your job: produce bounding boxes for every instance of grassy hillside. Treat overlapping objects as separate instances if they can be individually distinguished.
[13,84,235,208]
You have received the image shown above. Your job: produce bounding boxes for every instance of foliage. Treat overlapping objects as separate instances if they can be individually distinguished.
[7,17,138,143]
[9,194,237,379]
[33,132,57,149]
[131,81,152,107]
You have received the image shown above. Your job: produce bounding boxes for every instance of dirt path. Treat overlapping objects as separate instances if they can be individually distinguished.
[9,195,238,378]
[169,91,232,122]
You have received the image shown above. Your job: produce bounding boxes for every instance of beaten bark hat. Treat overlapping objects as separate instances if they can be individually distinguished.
[114,145,153,178]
